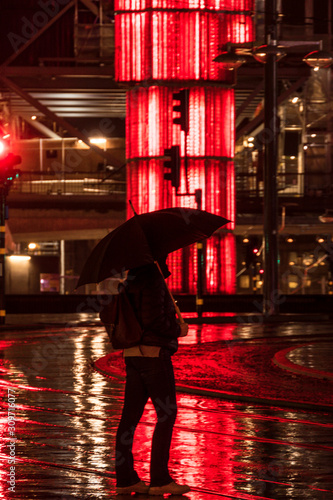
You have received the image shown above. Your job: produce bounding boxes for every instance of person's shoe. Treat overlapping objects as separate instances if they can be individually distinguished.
[116,480,149,494]
[148,481,191,495]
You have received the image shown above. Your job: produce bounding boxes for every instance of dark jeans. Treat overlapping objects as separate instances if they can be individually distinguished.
[115,349,177,487]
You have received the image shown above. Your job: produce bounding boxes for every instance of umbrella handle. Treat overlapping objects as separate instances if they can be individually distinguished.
[129,200,138,215]
[154,261,185,324]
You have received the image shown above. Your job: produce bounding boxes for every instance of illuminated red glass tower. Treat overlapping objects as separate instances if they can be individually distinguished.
[115,0,254,293]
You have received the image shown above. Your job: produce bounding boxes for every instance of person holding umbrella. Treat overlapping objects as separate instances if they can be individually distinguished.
[76,207,230,495]
[114,257,190,495]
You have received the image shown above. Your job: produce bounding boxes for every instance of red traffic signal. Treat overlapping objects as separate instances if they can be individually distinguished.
[0,136,10,158]
[163,145,181,191]
[172,89,189,134]
[0,152,22,188]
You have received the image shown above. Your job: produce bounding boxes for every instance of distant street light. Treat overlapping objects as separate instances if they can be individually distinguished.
[303,50,333,69]
[213,43,247,70]
[252,44,286,63]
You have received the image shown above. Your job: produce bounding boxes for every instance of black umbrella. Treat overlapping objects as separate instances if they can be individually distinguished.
[76,207,229,288]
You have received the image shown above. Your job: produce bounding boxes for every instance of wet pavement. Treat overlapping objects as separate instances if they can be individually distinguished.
[0,315,333,499]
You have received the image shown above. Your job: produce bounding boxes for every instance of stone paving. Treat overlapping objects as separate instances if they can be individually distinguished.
[0,315,332,499]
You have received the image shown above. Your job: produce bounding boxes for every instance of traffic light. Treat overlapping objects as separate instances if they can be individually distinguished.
[172,89,189,134]
[0,135,10,159]
[164,145,180,191]
[0,152,22,190]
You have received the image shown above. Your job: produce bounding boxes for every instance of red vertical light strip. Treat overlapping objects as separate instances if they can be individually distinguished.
[206,236,218,293]
[227,160,236,230]
[151,13,158,80]
[200,13,208,79]
[223,233,236,293]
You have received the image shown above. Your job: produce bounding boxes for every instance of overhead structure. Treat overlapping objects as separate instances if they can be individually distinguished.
[115,0,255,293]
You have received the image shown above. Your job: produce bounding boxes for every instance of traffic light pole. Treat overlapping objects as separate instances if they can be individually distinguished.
[173,188,204,317]
[0,150,22,325]
[263,0,279,316]
[195,189,204,318]
[0,186,6,324]
[167,89,204,317]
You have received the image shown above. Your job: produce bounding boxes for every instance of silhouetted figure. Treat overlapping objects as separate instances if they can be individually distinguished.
[112,260,190,496]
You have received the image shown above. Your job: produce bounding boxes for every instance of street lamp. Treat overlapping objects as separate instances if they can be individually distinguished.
[213,43,247,70]
[214,3,333,315]
[260,0,280,316]
[303,50,333,69]
[214,0,281,315]
[253,44,286,63]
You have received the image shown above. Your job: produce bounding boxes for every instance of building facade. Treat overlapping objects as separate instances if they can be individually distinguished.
[0,0,333,296]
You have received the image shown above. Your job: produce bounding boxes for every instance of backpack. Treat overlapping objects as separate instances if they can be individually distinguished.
[99,288,143,349]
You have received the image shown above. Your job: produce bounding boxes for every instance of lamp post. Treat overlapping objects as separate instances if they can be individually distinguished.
[214,3,333,314]
[215,0,281,315]
[261,0,280,315]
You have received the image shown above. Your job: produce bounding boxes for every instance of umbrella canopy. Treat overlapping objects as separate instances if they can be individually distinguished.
[76,207,229,288]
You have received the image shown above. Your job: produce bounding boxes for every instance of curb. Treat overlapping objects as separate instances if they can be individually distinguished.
[273,343,333,381]
[93,354,333,413]
[185,313,331,324]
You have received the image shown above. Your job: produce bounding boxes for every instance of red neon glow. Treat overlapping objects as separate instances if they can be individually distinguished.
[127,87,234,161]
[117,1,255,292]
[116,0,253,9]
[115,0,254,82]
[0,138,9,158]
[205,234,236,293]
[127,87,235,228]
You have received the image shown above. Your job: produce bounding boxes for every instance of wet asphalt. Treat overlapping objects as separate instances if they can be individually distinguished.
[0,314,332,500]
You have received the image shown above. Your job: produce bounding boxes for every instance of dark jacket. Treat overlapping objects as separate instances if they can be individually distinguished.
[124,263,181,353]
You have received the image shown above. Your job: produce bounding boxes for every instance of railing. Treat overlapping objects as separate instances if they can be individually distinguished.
[235,172,333,197]
[11,172,126,196]
[74,23,115,61]
[11,171,333,198]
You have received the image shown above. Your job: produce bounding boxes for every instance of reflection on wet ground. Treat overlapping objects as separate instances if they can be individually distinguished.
[287,342,333,372]
[0,322,332,499]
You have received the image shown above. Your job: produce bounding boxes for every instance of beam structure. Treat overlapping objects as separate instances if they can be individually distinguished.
[236,76,309,140]
[0,66,115,78]
[80,0,100,17]
[2,1,75,67]
[0,75,123,168]
[236,81,264,120]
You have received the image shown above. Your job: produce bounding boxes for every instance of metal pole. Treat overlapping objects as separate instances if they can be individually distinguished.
[263,0,279,315]
[195,189,203,318]
[60,240,65,295]
[0,187,6,324]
